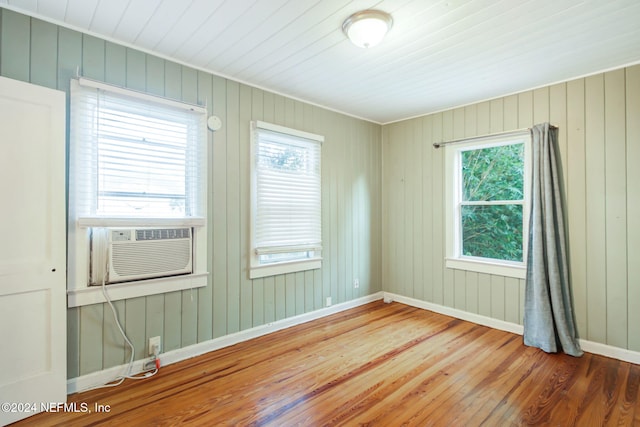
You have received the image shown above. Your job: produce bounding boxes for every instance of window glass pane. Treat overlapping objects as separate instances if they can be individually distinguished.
[461,204,523,262]
[97,108,188,216]
[462,143,524,201]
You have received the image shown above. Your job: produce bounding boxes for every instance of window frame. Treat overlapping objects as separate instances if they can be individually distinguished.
[444,132,531,279]
[249,120,323,279]
[67,78,209,307]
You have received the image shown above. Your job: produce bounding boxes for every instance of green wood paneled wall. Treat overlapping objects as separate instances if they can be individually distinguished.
[0,9,382,378]
[382,64,640,352]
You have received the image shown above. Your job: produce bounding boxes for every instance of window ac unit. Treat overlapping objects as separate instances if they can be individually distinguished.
[91,227,193,285]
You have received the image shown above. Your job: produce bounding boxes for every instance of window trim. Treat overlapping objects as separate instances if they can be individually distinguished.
[444,132,531,279]
[67,78,209,306]
[249,120,323,279]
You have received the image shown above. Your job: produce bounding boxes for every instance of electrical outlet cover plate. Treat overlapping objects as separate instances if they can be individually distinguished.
[149,336,161,356]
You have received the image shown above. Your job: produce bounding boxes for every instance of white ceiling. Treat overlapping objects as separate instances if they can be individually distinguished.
[3,0,640,124]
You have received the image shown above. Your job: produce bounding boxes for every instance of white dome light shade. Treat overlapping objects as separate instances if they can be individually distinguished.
[343,10,393,48]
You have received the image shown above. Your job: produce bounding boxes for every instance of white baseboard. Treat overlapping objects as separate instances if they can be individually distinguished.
[383,292,640,365]
[67,291,384,394]
[383,292,525,335]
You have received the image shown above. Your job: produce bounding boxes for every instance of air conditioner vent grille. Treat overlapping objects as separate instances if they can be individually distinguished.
[135,228,191,241]
[111,240,191,277]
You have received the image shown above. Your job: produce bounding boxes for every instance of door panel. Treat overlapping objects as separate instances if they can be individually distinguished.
[0,76,66,426]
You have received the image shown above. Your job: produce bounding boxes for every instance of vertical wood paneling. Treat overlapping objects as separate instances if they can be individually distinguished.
[304,270,314,311]
[0,9,3,74]
[263,276,275,324]
[226,80,241,334]
[275,275,286,320]
[144,55,164,96]
[504,277,519,324]
[412,118,424,301]
[104,42,126,86]
[29,19,57,88]
[490,275,505,321]
[627,65,640,352]
[102,299,126,369]
[197,70,214,342]
[180,289,197,347]
[145,294,164,355]
[442,110,454,308]
[566,78,588,339]
[584,74,607,343]
[295,271,305,315]
[180,66,199,347]
[421,115,434,302]
[0,10,29,80]
[285,273,295,317]
[550,83,568,190]
[604,69,627,348]
[251,88,267,326]
[489,98,503,133]
[465,272,478,314]
[124,297,146,361]
[532,87,548,125]
[336,114,347,303]
[431,113,444,306]
[164,61,181,99]
[239,83,253,331]
[125,48,145,91]
[351,122,361,300]
[464,105,478,314]
[163,291,182,353]
[320,107,333,308]
[82,35,104,81]
[79,305,103,375]
[477,274,491,317]
[212,74,228,338]
[67,307,80,379]
[503,95,518,130]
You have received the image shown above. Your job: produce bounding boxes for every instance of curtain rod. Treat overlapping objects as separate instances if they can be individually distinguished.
[432,125,557,149]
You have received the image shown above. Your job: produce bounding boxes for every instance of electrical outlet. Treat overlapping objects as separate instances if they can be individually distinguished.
[353,279,359,289]
[326,296,332,307]
[148,336,161,356]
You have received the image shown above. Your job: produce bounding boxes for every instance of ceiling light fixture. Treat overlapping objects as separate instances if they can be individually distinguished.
[342,9,393,48]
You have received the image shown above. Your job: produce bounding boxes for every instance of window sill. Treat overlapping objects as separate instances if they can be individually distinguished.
[76,217,206,228]
[249,258,321,279]
[67,272,208,307]
[445,257,525,279]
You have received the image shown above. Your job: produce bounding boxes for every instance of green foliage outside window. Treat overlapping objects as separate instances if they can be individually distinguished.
[460,143,524,262]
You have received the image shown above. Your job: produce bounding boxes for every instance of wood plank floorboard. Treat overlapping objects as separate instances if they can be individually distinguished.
[11,301,640,426]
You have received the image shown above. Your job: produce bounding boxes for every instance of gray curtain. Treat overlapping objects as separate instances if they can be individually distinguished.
[523,123,582,357]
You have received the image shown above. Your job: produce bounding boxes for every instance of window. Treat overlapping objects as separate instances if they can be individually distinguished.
[67,78,208,306]
[250,121,323,279]
[445,133,531,278]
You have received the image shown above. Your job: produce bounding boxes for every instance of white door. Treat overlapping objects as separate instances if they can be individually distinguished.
[0,76,66,426]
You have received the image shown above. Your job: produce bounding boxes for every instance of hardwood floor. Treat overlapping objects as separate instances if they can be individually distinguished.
[13,301,640,426]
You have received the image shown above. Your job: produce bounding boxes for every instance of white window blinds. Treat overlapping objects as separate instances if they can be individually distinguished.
[69,78,207,225]
[252,121,323,259]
